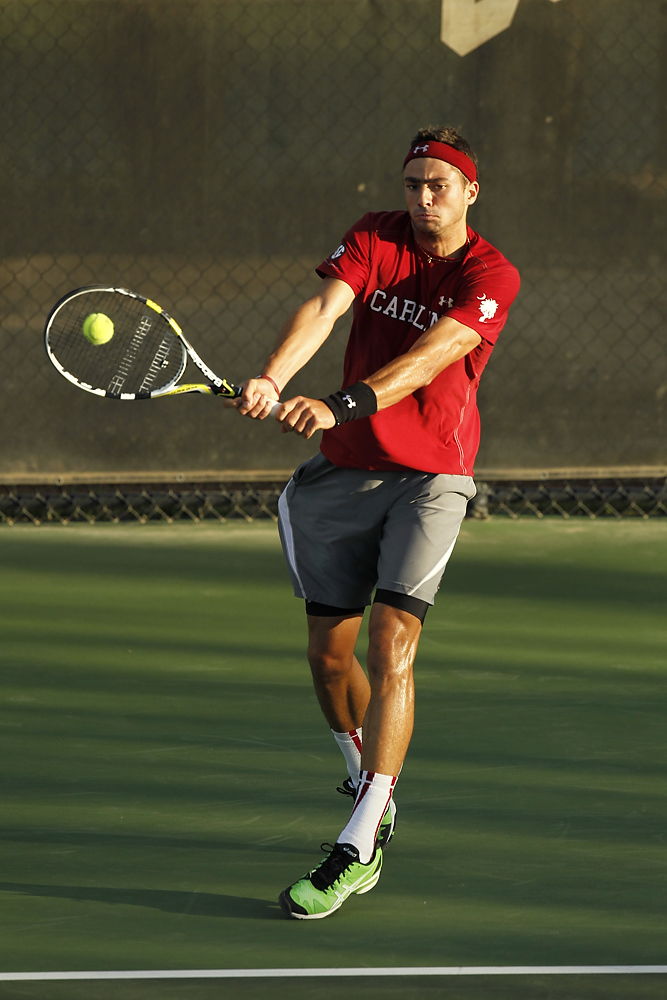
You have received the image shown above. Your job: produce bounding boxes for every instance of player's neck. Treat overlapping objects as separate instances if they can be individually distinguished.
[412,222,469,260]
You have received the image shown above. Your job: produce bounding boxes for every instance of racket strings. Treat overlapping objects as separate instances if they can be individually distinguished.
[46,291,186,396]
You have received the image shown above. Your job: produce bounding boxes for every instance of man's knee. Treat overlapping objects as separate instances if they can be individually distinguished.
[366,655,414,692]
[307,643,352,682]
[367,603,422,685]
[306,612,363,683]
[306,632,357,683]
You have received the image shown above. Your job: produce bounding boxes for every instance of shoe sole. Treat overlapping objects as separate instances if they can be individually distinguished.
[279,853,383,920]
[279,888,344,920]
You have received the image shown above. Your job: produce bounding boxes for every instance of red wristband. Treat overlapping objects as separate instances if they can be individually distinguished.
[254,374,280,397]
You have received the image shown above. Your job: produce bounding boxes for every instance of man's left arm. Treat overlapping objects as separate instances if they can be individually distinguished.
[364,316,481,408]
[278,316,481,439]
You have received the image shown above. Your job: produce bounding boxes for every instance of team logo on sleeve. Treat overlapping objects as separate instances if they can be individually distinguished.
[329,244,346,263]
[477,294,499,322]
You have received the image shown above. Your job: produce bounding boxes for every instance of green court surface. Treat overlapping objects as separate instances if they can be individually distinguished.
[0,520,665,1000]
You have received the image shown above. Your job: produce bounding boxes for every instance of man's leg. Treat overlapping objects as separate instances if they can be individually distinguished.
[360,602,421,773]
[307,613,369,792]
[306,613,368,733]
[309,602,421,863]
[279,602,421,919]
[307,603,420,773]
[336,603,421,861]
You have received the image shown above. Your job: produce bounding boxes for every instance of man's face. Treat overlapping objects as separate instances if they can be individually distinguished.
[403,157,479,238]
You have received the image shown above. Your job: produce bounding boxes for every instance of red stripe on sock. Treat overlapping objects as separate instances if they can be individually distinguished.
[349,777,371,817]
[349,729,363,754]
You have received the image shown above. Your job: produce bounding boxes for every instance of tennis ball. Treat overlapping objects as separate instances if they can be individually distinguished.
[82,312,114,346]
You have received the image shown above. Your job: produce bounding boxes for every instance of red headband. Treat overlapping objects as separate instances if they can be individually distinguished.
[403,141,477,183]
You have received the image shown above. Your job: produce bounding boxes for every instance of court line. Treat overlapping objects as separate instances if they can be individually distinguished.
[1,966,666,981]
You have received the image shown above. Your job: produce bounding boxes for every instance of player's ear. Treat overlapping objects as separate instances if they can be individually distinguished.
[466,181,479,207]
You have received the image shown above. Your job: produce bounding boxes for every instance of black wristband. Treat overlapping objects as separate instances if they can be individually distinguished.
[320,382,378,425]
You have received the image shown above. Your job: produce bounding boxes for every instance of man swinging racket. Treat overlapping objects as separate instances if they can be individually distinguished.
[232,126,520,919]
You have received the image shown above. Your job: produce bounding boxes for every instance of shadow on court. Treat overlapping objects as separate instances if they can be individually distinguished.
[0,881,279,921]
[0,828,305,856]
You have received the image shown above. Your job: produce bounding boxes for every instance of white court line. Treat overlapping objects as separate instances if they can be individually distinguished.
[0,966,666,981]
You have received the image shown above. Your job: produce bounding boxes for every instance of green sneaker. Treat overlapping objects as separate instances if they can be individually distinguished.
[337,778,397,848]
[279,842,383,920]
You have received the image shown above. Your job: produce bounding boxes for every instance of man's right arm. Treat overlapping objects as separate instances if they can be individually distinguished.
[230,277,355,419]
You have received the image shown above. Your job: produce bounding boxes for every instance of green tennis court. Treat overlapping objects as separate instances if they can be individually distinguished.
[0,520,665,1000]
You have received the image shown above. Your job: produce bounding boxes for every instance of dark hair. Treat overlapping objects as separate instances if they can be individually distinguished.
[409,126,478,181]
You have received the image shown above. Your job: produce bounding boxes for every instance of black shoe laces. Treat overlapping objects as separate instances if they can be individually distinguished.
[336,778,356,799]
[310,843,358,891]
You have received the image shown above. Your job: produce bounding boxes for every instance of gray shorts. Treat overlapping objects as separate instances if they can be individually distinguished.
[277,453,475,608]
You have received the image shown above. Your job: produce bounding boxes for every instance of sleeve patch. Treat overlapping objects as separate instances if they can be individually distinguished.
[329,244,346,262]
[477,294,499,322]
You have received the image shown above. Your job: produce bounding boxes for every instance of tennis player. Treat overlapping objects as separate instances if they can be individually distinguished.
[232,126,520,919]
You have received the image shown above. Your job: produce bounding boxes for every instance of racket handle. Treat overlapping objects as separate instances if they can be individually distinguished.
[212,383,280,414]
[223,387,280,416]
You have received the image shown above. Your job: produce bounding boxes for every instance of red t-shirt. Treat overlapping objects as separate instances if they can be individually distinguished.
[315,211,520,475]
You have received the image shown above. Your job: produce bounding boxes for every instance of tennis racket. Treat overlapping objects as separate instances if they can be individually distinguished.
[44,284,278,411]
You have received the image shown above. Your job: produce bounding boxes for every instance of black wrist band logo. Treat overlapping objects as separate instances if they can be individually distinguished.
[321,382,377,425]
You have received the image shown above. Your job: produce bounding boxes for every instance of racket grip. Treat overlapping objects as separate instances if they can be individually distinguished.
[224,386,279,416]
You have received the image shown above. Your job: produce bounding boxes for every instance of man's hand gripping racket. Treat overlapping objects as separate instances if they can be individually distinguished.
[44,285,280,412]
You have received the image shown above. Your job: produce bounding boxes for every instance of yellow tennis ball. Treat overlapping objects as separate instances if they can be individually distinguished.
[82,312,114,345]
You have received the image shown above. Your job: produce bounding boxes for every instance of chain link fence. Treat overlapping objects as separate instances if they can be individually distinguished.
[1,476,666,524]
[1,0,665,517]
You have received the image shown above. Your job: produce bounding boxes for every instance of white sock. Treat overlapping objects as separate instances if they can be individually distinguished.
[331,728,363,788]
[338,770,397,863]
